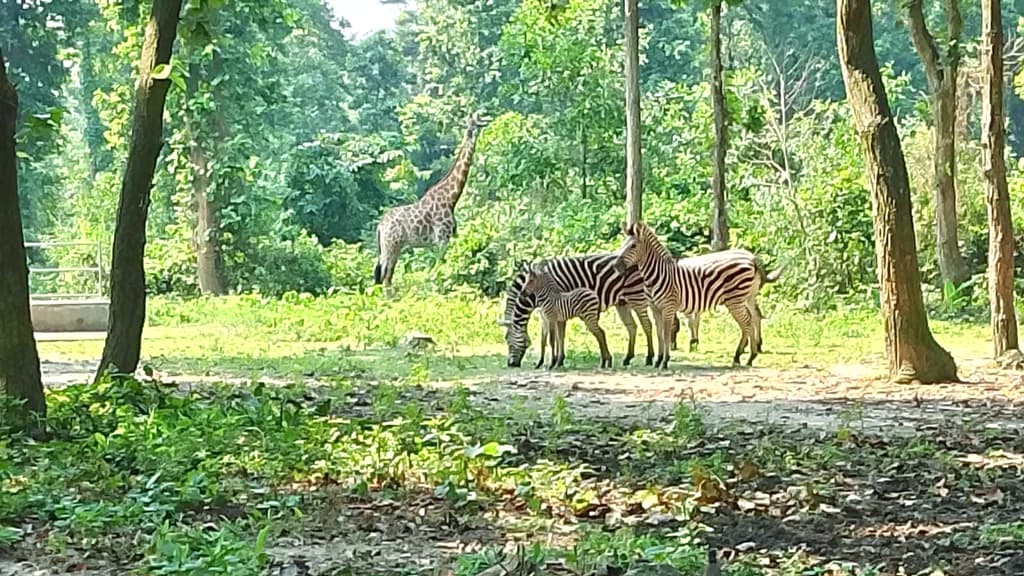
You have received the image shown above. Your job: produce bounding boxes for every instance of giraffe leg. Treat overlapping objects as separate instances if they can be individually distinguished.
[383,252,400,298]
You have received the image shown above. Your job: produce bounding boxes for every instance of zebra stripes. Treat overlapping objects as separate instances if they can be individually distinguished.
[522,264,611,369]
[499,253,694,368]
[613,221,778,368]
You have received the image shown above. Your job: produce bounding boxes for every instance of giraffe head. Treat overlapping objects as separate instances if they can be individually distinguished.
[466,110,492,135]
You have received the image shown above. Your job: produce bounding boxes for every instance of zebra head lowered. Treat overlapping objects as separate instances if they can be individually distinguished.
[499,261,534,367]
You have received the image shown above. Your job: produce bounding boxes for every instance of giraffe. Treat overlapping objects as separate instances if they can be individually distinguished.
[374,111,489,289]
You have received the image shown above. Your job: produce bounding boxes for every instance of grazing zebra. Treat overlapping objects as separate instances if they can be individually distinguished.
[522,263,611,369]
[499,253,696,368]
[613,221,780,368]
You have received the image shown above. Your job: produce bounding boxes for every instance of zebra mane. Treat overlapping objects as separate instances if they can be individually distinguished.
[633,222,673,260]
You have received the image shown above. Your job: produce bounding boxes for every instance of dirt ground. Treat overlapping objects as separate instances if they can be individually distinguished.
[22,354,1024,576]
[39,354,1024,434]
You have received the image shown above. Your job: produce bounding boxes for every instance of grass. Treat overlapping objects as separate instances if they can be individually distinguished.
[37,291,992,383]
[6,291,1018,575]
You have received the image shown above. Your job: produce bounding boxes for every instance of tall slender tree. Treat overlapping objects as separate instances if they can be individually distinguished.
[96,0,184,380]
[0,48,45,428]
[624,0,643,227]
[709,0,729,250]
[981,0,1018,358]
[836,0,958,383]
[906,0,969,286]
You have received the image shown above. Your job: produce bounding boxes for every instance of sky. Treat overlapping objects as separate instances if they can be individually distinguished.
[326,0,407,39]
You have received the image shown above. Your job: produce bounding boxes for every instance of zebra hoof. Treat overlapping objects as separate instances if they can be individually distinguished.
[622,354,634,367]
[689,339,699,353]
[645,355,654,366]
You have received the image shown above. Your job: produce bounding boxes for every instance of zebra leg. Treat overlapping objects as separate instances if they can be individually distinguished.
[752,299,764,353]
[688,312,701,353]
[557,320,567,368]
[614,304,637,366]
[550,320,565,370]
[635,306,655,366]
[649,304,666,368]
[747,298,764,355]
[535,316,548,369]
[658,308,676,370]
[585,316,612,369]
[725,301,755,366]
[669,314,679,351]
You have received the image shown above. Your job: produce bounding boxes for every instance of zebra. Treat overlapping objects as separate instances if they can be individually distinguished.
[498,253,698,368]
[521,263,611,369]
[612,221,780,368]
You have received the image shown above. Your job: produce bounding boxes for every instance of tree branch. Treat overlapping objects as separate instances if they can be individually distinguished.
[907,0,943,92]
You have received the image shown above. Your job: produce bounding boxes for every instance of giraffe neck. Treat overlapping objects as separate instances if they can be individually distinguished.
[425,124,479,210]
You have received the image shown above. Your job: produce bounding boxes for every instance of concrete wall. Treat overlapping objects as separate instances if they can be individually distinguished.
[30,299,109,332]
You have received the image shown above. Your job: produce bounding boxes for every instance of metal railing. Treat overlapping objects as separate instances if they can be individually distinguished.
[26,241,106,301]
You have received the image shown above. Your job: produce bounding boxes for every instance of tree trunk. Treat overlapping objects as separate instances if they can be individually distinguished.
[95,0,184,380]
[981,0,1019,358]
[0,49,45,429]
[623,0,642,227]
[836,0,958,384]
[907,0,969,286]
[190,138,225,295]
[580,122,588,199]
[186,63,226,296]
[709,0,729,251]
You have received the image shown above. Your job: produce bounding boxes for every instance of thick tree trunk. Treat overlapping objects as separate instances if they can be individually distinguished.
[907,0,968,286]
[836,0,958,384]
[981,0,1019,358]
[0,49,45,428]
[95,0,184,380]
[623,0,642,227]
[186,64,226,296]
[709,1,729,251]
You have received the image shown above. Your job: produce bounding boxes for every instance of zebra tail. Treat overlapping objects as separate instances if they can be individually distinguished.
[755,259,783,284]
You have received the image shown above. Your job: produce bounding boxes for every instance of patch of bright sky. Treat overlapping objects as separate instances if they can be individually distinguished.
[326,0,410,40]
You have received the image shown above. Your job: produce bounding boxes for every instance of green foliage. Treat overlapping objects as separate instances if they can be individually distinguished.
[12,0,1024,309]
[285,133,403,244]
